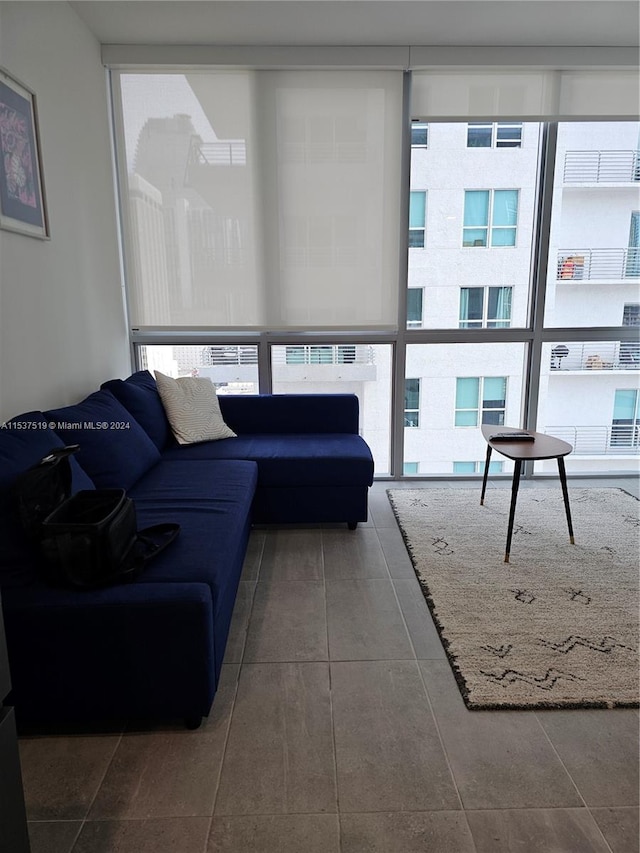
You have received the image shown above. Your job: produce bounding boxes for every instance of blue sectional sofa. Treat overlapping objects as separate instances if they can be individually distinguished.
[0,371,374,728]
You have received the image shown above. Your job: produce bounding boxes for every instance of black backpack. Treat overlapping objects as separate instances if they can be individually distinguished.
[14,446,179,589]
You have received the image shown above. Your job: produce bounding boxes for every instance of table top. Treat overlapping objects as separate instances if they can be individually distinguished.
[481,424,573,461]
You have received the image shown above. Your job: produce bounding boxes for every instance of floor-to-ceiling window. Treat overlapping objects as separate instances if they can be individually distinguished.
[111,66,639,479]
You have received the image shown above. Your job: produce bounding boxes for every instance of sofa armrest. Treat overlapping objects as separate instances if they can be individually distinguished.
[219,394,360,435]
[2,582,216,722]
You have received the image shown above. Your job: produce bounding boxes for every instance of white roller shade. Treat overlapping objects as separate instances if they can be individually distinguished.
[117,69,404,330]
[411,70,639,120]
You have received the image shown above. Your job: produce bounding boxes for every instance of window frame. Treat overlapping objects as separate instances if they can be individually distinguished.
[459,286,513,328]
[462,189,519,248]
[409,190,427,248]
[455,376,507,428]
[467,121,523,148]
[404,378,421,427]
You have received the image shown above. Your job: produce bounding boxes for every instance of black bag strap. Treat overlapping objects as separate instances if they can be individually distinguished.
[118,522,181,582]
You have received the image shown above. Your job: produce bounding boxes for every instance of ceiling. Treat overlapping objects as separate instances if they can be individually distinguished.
[69,1,640,47]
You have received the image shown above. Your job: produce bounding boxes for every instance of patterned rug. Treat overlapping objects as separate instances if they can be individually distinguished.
[387,487,640,710]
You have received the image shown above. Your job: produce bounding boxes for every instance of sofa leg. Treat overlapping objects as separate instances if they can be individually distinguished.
[347,521,358,530]
[184,715,202,730]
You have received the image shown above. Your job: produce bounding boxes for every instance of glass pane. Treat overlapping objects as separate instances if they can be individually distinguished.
[492,190,518,226]
[467,124,492,147]
[405,343,525,475]
[405,378,420,409]
[271,343,393,476]
[408,122,538,329]
[536,342,640,473]
[464,190,489,226]
[407,288,423,325]
[137,344,259,394]
[460,287,483,324]
[483,376,507,406]
[544,121,640,328]
[496,123,523,147]
[409,191,426,228]
[453,461,476,473]
[462,228,487,247]
[408,229,425,248]
[491,227,516,247]
[456,377,479,409]
[411,122,428,146]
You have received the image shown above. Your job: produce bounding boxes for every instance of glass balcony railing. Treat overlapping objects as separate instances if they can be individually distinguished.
[546,425,640,455]
[563,150,640,183]
[556,248,640,280]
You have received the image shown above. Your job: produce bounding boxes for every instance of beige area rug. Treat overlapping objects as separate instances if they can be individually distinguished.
[387,488,640,710]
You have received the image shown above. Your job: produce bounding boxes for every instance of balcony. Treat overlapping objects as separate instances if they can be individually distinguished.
[272,344,377,382]
[546,425,640,455]
[563,150,640,183]
[550,341,640,372]
[188,139,247,167]
[556,248,639,281]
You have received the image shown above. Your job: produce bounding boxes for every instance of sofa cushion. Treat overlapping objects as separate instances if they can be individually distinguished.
[130,459,257,604]
[46,390,160,490]
[101,371,171,451]
[0,412,95,588]
[160,433,374,487]
[154,371,236,445]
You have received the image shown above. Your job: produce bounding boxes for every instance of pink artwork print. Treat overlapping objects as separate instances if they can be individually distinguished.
[0,103,37,208]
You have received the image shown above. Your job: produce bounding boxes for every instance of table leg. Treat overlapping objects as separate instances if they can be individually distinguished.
[480,444,492,505]
[557,456,575,544]
[505,459,522,563]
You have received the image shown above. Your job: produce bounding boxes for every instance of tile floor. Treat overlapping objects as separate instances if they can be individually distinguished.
[18,478,640,853]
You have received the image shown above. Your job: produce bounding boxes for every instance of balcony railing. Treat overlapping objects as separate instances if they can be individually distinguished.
[550,341,640,371]
[556,248,640,281]
[545,425,640,455]
[563,150,640,183]
[188,138,247,167]
[272,344,375,366]
[203,345,257,366]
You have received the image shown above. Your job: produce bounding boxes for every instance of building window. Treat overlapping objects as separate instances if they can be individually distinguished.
[455,377,507,427]
[407,288,424,328]
[463,190,518,247]
[411,121,428,147]
[626,212,640,277]
[611,389,640,446]
[467,122,523,148]
[409,191,426,247]
[623,303,640,326]
[459,286,513,328]
[404,378,420,427]
[453,461,504,474]
[404,462,419,474]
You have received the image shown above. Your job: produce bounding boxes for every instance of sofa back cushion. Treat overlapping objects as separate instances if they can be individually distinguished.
[101,371,172,451]
[0,412,95,588]
[45,390,160,490]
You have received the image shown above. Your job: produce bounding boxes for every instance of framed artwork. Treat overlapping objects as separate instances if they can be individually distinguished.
[0,67,49,239]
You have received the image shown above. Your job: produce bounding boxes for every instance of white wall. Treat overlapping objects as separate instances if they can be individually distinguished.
[0,1,130,422]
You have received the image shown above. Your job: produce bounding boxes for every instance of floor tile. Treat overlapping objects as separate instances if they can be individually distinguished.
[536,708,640,806]
[19,735,121,821]
[239,532,265,583]
[214,662,336,815]
[208,814,340,852]
[243,580,328,662]
[27,821,82,853]
[367,487,402,528]
[466,808,613,853]
[223,582,256,663]
[326,578,414,660]
[322,528,389,579]
[72,817,210,852]
[376,524,417,579]
[590,806,640,853]
[259,530,323,581]
[393,578,447,660]
[88,731,224,819]
[331,660,460,813]
[340,811,475,853]
[419,660,583,810]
